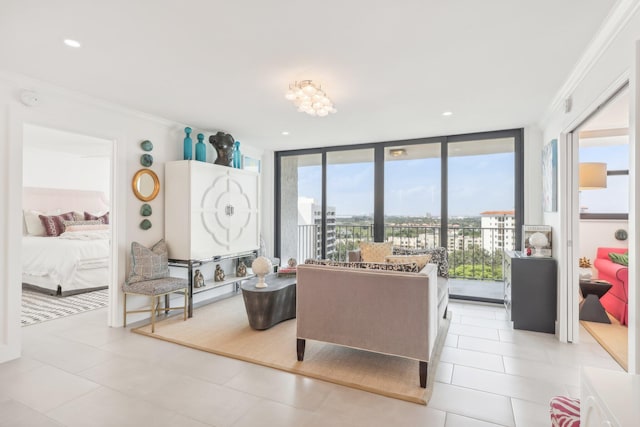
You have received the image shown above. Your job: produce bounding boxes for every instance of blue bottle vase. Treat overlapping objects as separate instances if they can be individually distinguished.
[183,127,193,160]
[232,141,241,168]
[195,133,206,162]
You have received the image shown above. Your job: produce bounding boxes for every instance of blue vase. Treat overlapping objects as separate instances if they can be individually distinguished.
[195,133,206,162]
[232,141,241,168]
[183,127,193,160]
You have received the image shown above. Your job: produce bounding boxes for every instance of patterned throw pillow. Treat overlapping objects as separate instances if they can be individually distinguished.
[304,258,420,273]
[608,251,628,266]
[85,211,110,224]
[127,239,170,284]
[38,211,76,237]
[24,209,61,236]
[393,247,449,278]
[549,396,580,427]
[359,241,393,263]
[385,254,432,269]
[62,219,108,233]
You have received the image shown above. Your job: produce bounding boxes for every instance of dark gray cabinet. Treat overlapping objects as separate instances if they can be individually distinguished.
[504,250,557,333]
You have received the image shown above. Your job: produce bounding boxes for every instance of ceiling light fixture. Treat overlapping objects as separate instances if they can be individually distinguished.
[442,111,453,116]
[64,39,81,48]
[282,131,290,136]
[284,80,336,117]
[389,148,407,157]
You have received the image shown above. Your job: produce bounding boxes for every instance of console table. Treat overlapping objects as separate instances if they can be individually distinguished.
[240,274,296,330]
[503,251,557,333]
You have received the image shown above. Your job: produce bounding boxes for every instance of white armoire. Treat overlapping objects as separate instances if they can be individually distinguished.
[164,160,260,260]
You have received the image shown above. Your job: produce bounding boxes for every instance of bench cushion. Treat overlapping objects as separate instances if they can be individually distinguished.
[123,277,188,296]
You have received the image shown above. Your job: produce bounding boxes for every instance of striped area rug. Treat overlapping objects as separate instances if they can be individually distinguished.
[21,289,109,326]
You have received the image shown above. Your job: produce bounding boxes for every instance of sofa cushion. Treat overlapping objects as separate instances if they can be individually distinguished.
[359,242,393,263]
[385,254,432,269]
[393,247,449,278]
[304,258,420,273]
[608,251,628,266]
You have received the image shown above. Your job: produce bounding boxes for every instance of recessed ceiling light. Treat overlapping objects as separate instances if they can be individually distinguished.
[64,39,81,48]
[389,148,407,157]
[282,131,290,136]
[442,111,453,116]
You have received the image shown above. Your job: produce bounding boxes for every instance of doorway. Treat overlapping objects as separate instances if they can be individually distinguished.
[572,85,629,369]
[21,124,114,326]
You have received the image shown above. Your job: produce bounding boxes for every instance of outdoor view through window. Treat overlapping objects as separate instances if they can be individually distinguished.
[279,136,516,301]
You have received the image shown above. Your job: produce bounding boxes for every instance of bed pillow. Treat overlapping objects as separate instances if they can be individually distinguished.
[359,241,393,263]
[24,209,61,236]
[85,211,109,224]
[62,219,109,232]
[127,239,170,284]
[38,211,76,237]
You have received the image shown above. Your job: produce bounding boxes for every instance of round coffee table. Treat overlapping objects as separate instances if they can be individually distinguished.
[579,279,612,323]
[240,274,296,330]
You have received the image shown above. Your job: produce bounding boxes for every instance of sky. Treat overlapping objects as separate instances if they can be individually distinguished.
[297,152,515,217]
[295,143,628,217]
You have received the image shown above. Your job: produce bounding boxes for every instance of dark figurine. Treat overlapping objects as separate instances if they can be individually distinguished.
[194,269,205,288]
[236,261,247,277]
[209,131,235,166]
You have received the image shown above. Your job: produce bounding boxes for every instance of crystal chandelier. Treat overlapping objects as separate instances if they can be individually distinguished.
[284,80,337,117]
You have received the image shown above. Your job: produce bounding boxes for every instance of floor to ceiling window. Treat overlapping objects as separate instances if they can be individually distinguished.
[275,129,523,303]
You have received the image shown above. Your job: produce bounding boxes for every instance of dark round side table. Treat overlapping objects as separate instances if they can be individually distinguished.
[579,279,612,323]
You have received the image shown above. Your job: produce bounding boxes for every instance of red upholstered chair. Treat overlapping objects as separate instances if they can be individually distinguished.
[549,396,580,427]
[593,247,629,325]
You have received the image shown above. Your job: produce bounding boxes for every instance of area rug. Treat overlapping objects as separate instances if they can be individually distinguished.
[133,295,450,405]
[581,314,628,371]
[21,289,108,326]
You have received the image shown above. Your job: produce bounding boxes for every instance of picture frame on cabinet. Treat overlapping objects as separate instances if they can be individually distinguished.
[243,155,261,173]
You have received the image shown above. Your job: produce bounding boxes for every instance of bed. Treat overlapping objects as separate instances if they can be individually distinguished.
[22,187,111,296]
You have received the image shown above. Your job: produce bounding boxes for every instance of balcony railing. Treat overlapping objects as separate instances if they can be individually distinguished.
[296,223,515,281]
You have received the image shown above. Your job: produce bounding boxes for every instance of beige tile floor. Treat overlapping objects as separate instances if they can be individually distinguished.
[0,300,624,427]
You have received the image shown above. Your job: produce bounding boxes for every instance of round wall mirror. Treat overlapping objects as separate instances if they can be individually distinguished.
[132,169,160,201]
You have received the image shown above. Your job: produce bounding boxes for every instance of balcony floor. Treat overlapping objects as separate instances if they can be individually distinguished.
[448,278,504,302]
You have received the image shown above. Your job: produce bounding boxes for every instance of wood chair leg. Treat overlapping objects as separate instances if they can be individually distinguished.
[297,338,306,361]
[151,296,157,333]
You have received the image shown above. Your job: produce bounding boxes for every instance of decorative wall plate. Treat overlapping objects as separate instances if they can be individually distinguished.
[614,229,628,241]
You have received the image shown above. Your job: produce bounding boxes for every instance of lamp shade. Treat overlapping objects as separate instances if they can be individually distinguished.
[579,162,607,190]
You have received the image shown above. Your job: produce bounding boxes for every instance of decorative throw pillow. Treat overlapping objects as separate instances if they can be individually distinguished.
[359,241,393,263]
[608,251,628,266]
[385,254,432,269]
[304,259,419,273]
[62,219,108,233]
[38,211,76,237]
[85,211,110,224]
[549,396,580,427]
[24,209,61,236]
[127,239,170,284]
[393,246,449,278]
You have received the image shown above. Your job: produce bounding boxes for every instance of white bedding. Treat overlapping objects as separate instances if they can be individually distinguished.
[22,233,110,295]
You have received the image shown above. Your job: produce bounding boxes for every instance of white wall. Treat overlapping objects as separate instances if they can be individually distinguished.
[23,147,111,199]
[0,72,265,362]
[580,219,629,260]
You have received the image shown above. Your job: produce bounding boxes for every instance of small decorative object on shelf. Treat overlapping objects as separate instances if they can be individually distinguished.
[278,266,297,278]
[140,203,152,216]
[287,257,297,268]
[183,127,193,160]
[140,154,153,167]
[522,225,552,257]
[615,229,628,241]
[579,257,593,280]
[209,131,234,166]
[252,256,272,288]
[140,219,152,230]
[140,140,153,151]
[195,133,206,162]
[214,264,225,282]
[526,247,532,256]
[232,141,242,168]
[194,269,205,288]
[236,261,247,277]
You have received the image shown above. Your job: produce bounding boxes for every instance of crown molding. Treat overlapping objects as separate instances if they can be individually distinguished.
[539,0,640,128]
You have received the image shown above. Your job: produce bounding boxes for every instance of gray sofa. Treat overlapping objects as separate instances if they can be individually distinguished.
[296,262,448,388]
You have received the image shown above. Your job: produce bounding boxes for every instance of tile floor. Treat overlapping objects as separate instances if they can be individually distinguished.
[0,299,624,427]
